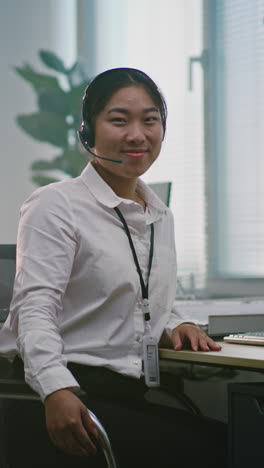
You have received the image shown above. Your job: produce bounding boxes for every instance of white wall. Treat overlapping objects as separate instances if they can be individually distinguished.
[0,0,76,243]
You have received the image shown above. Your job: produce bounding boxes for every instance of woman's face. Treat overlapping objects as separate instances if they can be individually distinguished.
[92,85,164,180]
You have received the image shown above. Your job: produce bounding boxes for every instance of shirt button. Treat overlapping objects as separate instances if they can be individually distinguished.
[135,335,141,342]
[133,360,139,366]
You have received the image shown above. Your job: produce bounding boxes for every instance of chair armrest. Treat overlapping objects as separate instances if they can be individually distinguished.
[0,376,118,468]
[88,409,117,468]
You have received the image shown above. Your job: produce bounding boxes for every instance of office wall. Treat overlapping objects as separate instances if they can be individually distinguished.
[0,0,76,243]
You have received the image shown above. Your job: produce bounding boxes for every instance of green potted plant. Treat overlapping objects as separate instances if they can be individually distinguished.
[14,50,92,186]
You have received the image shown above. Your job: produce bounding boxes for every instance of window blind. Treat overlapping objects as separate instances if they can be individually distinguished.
[212,0,264,277]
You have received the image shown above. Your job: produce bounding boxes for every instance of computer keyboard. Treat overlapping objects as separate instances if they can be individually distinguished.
[224,331,264,346]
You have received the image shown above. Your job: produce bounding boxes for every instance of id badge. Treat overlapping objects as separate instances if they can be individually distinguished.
[142,335,160,387]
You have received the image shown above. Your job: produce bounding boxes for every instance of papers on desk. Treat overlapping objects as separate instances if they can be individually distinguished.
[173,298,264,336]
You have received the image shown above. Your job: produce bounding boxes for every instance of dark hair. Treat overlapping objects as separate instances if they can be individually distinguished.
[79,67,167,148]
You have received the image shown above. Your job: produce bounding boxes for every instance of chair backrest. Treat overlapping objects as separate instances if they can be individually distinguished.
[148,181,172,207]
[0,245,16,322]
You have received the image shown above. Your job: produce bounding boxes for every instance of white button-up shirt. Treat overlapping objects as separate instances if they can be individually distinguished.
[0,163,184,401]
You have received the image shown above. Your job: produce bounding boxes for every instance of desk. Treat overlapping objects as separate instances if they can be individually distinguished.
[160,343,264,468]
[159,341,264,371]
[158,341,264,424]
[159,341,264,421]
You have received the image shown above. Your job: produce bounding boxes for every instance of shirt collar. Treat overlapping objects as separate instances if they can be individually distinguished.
[80,162,168,220]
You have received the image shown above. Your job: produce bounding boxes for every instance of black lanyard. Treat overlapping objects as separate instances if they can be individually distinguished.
[114,207,154,321]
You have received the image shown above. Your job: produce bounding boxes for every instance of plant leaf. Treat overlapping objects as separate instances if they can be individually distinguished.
[65,80,90,114]
[59,149,87,177]
[68,62,88,85]
[30,159,64,171]
[32,174,59,186]
[69,61,78,74]
[14,64,60,92]
[38,89,70,116]
[17,112,69,148]
[39,50,67,74]
[31,150,87,180]
[45,150,87,177]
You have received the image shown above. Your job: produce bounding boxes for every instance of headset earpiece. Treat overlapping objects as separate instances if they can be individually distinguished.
[78,80,95,150]
[78,120,95,150]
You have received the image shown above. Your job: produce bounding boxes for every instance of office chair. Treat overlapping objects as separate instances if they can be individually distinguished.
[0,358,118,468]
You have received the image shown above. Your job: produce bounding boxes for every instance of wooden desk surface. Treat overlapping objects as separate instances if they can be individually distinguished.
[159,341,264,370]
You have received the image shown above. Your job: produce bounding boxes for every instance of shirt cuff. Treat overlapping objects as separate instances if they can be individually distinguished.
[165,318,185,338]
[25,365,80,402]
[165,320,201,338]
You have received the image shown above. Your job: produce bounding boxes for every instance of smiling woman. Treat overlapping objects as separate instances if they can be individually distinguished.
[78,67,167,201]
[0,67,227,468]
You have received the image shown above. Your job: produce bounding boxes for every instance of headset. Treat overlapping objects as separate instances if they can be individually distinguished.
[78,121,122,164]
[77,75,123,164]
[77,67,167,164]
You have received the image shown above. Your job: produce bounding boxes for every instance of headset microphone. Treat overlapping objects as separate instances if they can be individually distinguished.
[78,130,123,164]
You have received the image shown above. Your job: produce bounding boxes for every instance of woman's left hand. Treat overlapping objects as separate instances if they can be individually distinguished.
[171,323,222,352]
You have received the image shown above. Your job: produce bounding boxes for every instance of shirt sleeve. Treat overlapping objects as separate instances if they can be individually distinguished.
[165,301,202,337]
[165,302,186,337]
[9,185,80,402]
